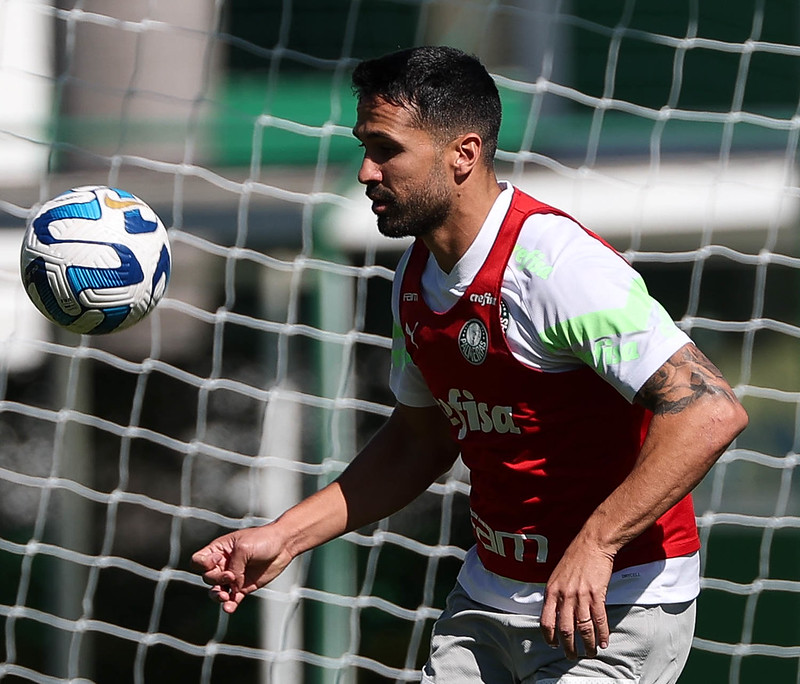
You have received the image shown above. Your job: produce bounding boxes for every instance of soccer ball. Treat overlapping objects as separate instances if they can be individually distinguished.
[20,185,171,335]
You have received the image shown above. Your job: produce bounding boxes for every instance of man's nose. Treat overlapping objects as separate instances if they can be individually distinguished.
[358,155,382,185]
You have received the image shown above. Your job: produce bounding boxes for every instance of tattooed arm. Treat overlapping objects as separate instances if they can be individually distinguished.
[608,342,748,543]
[635,343,742,415]
[540,342,748,659]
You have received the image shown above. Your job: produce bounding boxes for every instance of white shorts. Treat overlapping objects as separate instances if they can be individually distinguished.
[421,582,696,683]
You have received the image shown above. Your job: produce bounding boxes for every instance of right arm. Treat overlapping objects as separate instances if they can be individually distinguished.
[191,402,459,613]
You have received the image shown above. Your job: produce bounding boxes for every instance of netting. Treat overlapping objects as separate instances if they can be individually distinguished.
[0,1,799,682]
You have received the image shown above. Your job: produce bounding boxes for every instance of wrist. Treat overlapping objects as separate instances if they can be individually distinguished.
[268,515,306,563]
[575,511,626,559]
[270,484,349,561]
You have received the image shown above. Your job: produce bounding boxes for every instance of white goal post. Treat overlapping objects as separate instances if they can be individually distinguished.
[1,1,799,683]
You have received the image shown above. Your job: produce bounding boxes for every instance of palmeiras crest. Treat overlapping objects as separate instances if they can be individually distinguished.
[458,318,488,365]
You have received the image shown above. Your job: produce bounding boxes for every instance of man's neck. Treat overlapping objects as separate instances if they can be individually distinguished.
[423,179,504,274]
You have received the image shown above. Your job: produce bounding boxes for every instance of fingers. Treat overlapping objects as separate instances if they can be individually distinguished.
[574,611,598,658]
[540,544,615,660]
[540,597,559,649]
[190,548,216,572]
[592,607,610,651]
[191,549,234,587]
[196,550,248,614]
[541,597,609,660]
[191,537,248,611]
[192,526,284,614]
[555,605,590,660]
[191,538,233,576]
[208,583,248,614]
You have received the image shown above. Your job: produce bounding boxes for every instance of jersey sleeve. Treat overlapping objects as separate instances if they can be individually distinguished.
[389,247,437,407]
[513,214,692,402]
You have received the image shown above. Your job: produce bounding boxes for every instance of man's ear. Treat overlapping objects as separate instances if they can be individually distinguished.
[451,132,482,181]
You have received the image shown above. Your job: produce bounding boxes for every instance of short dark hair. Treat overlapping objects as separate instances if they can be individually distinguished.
[351,46,501,165]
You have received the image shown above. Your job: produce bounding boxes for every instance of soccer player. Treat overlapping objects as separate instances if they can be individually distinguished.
[192,46,748,682]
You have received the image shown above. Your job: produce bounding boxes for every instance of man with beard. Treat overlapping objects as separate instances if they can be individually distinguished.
[192,46,748,682]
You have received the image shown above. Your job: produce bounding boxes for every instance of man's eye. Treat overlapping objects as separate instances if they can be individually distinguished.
[357,141,400,161]
[375,143,399,157]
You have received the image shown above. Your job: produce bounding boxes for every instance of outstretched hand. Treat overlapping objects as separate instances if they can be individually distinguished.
[191,405,462,614]
[191,525,291,613]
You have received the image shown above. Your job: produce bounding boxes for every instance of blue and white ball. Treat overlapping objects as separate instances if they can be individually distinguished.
[20,185,171,335]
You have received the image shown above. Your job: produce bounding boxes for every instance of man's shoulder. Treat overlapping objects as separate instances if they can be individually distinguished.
[508,209,616,278]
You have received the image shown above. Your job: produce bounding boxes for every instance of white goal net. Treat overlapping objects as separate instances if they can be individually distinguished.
[1,1,799,682]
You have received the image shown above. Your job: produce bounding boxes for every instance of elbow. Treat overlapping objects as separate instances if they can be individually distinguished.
[731,399,749,440]
[686,400,748,479]
[714,397,749,453]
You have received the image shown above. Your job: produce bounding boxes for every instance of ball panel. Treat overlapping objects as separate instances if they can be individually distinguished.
[24,258,79,324]
[65,244,144,292]
[32,197,103,245]
[123,209,159,235]
[151,244,172,297]
[68,309,107,335]
[91,306,132,334]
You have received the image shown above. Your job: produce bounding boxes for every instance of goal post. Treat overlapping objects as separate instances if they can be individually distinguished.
[0,1,799,683]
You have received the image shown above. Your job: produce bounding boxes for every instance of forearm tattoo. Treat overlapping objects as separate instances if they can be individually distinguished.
[635,345,739,415]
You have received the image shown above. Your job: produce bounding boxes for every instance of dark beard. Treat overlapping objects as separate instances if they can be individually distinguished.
[373,181,452,239]
[377,199,450,238]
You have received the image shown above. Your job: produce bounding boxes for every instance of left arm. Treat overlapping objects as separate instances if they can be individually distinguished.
[540,342,748,659]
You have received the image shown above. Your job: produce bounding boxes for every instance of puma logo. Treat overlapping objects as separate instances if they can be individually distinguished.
[405,321,420,349]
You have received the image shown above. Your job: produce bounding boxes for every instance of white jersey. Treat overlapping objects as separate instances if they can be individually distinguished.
[390,181,699,615]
